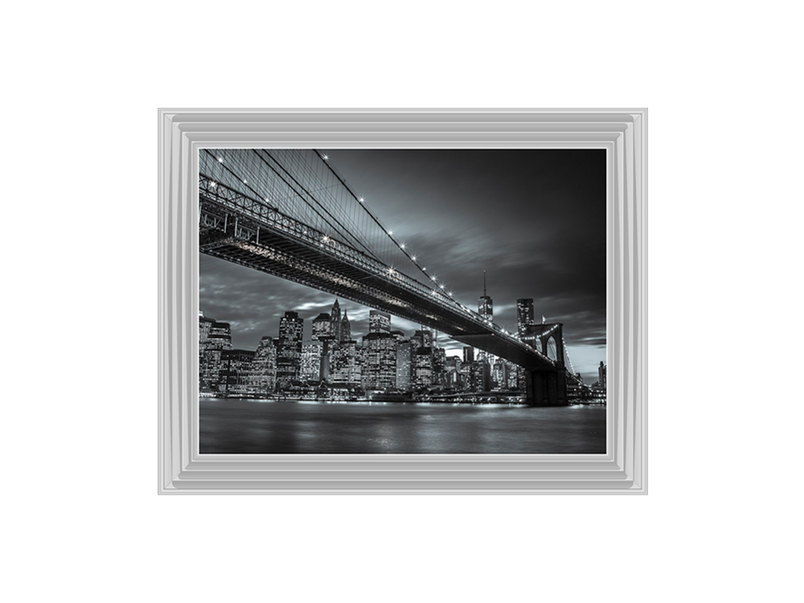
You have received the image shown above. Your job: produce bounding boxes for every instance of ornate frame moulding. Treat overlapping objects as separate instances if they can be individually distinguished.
[158,108,647,494]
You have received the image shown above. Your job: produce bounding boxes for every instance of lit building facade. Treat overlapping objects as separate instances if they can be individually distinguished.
[311,313,332,341]
[396,341,412,391]
[362,332,397,390]
[221,349,260,397]
[301,340,324,382]
[276,311,303,388]
[252,336,276,395]
[369,310,391,334]
[413,347,433,389]
[330,340,361,386]
[516,298,536,336]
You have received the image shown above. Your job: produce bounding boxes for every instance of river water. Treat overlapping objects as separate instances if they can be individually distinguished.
[200,398,606,454]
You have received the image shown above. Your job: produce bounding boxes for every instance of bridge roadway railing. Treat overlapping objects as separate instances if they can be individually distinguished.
[199,174,556,368]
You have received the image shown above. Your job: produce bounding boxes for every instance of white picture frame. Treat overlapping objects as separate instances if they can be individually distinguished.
[158,108,647,494]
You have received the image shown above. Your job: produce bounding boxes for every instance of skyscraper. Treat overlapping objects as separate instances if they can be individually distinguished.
[340,309,351,342]
[517,298,535,336]
[463,346,475,365]
[311,313,332,340]
[330,299,342,342]
[276,311,303,388]
[369,310,391,334]
[253,336,276,396]
[362,332,397,390]
[478,270,493,323]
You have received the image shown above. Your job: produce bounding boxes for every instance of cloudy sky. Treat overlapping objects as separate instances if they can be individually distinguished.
[200,149,607,383]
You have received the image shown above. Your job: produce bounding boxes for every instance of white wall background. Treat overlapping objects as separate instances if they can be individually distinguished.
[3,2,801,601]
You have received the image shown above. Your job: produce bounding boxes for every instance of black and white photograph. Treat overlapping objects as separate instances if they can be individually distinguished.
[198,148,607,454]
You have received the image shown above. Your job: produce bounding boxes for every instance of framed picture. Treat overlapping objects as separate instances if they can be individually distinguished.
[158,109,647,493]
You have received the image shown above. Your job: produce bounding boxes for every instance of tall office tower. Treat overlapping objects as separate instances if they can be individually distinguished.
[311,313,332,341]
[463,346,475,365]
[413,347,433,389]
[362,332,397,390]
[444,356,461,389]
[414,328,433,348]
[276,311,304,388]
[396,341,412,392]
[300,340,324,382]
[253,336,276,396]
[330,299,342,342]
[492,357,507,390]
[330,340,360,386]
[478,270,493,323]
[432,347,446,388]
[369,310,391,334]
[340,309,351,342]
[598,361,607,389]
[516,298,536,336]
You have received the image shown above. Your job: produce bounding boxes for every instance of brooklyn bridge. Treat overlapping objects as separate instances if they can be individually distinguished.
[199,149,582,405]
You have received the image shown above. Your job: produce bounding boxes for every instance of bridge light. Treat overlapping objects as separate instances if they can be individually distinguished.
[359,197,365,202]
[422,267,426,271]
[439,284,445,289]
[412,256,417,261]
[388,230,393,235]
[217,157,223,163]
[400,243,405,249]
[323,154,329,160]
[210,181,217,187]
[243,179,247,184]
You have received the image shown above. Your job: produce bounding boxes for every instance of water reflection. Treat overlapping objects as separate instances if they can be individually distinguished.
[200,398,606,454]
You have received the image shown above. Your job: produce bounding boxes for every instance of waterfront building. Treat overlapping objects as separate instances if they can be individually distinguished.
[252,336,276,395]
[463,346,475,365]
[199,315,232,394]
[516,298,536,336]
[221,349,260,397]
[301,340,324,382]
[396,341,412,392]
[413,347,433,389]
[445,356,461,389]
[362,332,397,390]
[330,339,361,386]
[432,347,446,388]
[369,310,391,334]
[492,357,508,390]
[276,311,303,389]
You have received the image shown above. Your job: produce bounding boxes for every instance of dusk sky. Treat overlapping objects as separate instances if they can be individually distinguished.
[200,149,607,383]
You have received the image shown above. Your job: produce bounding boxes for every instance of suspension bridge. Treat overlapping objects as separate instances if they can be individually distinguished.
[198,149,579,405]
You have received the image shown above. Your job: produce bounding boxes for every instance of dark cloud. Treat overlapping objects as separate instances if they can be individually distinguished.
[200,149,607,383]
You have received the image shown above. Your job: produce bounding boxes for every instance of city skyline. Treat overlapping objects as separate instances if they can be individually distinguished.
[200,149,606,383]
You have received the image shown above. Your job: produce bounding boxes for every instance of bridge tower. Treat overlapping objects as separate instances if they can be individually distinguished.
[520,323,568,406]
